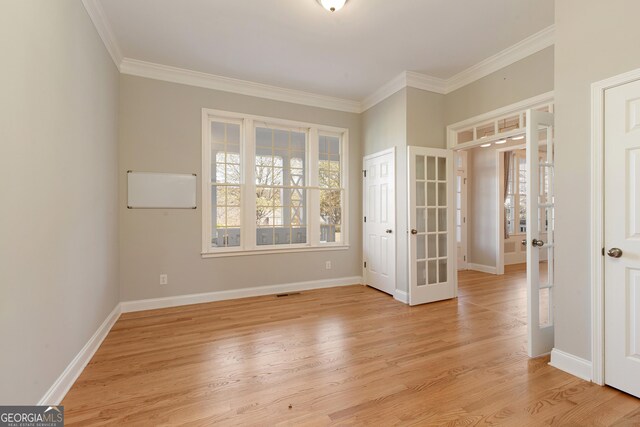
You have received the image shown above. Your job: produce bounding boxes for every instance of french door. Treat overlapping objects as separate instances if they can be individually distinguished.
[408,146,455,305]
[526,109,555,357]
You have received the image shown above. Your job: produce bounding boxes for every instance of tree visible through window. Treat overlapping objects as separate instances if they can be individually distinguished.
[203,111,348,255]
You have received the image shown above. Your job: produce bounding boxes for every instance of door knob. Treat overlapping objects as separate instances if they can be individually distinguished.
[386,229,393,234]
[521,239,527,246]
[411,229,418,235]
[607,248,623,258]
[532,239,544,247]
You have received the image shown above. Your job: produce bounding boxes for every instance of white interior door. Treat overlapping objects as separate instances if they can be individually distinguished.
[455,152,468,270]
[363,149,396,296]
[526,109,555,357]
[604,80,640,398]
[408,146,455,305]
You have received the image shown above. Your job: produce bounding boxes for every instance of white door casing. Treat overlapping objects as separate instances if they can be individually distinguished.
[363,149,396,296]
[408,146,455,305]
[526,109,555,357]
[603,80,640,398]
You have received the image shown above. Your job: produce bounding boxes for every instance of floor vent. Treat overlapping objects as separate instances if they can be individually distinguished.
[276,292,301,298]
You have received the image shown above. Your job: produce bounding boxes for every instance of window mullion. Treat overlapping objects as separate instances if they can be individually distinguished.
[244,118,257,251]
[308,128,320,246]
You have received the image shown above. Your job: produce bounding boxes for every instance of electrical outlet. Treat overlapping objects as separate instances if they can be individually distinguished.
[160,274,168,285]
[325,261,332,270]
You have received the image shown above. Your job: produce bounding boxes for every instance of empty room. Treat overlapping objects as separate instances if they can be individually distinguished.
[2,0,640,425]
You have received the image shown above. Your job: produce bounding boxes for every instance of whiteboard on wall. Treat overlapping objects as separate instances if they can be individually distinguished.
[127,171,197,209]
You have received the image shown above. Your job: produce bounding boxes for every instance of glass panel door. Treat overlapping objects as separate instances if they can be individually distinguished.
[526,109,555,357]
[408,146,455,305]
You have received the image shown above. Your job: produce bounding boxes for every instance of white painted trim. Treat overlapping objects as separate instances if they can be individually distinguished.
[121,276,363,313]
[121,58,362,114]
[394,289,409,304]
[406,71,447,95]
[81,5,553,113]
[590,67,640,386]
[447,91,555,150]
[38,304,121,405]
[81,0,123,69]
[550,348,592,382]
[467,263,497,275]
[447,25,555,93]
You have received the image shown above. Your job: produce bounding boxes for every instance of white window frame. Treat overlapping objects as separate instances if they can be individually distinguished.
[201,108,349,258]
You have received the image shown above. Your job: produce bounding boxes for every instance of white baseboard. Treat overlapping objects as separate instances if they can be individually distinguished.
[38,304,121,405]
[394,289,408,304]
[467,263,498,275]
[550,348,592,382]
[121,276,363,313]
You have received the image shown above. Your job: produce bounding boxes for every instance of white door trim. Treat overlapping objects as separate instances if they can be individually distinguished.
[590,67,640,385]
[362,147,397,294]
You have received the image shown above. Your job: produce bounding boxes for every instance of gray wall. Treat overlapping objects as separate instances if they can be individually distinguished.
[119,75,362,301]
[445,46,555,126]
[467,147,498,267]
[554,0,640,361]
[407,87,446,149]
[0,1,120,404]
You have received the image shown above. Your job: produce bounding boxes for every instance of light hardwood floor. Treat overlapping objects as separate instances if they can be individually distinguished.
[62,264,640,425]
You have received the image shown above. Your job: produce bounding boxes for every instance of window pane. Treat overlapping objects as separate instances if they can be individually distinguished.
[319,134,343,243]
[210,120,242,248]
[255,126,308,246]
[211,122,241,184]
[211,185,241,248]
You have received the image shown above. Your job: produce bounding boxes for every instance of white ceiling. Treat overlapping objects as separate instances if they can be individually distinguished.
[98,0,554,101]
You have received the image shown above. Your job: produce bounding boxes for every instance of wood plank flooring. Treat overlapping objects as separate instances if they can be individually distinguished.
[62,264,640,425]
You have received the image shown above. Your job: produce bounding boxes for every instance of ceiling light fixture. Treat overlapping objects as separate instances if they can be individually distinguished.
[512,135,525,140]
[317,0,347,12]
[495,139,507,144]
[480,143,492,148]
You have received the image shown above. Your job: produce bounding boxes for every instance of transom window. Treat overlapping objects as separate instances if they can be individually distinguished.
[202,109,349,256]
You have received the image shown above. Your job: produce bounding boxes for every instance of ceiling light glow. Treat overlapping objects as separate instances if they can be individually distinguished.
[480,143,492,148]
[318,0,347,12]
[512,135,525,140]
[495,139,507,144]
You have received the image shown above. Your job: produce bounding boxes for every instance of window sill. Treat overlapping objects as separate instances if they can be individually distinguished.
[201,244,350,258]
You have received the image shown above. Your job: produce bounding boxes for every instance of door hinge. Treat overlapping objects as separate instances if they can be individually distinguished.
[464,255,466,261]
[364,261,367,268]
[463,217,466,224]
[364,216,367,223]
[363,169,367,178]
[602,247,605,256]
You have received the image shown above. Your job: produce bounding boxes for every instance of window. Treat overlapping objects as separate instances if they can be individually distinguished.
[202,109,348,256]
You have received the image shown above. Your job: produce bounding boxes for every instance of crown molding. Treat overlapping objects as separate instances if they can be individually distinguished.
[361,72,407,112]
[120,58,362,113]
[406,71,447,94]
[81,2,554,115]
[445,25,555,93]
[81,0,122,69]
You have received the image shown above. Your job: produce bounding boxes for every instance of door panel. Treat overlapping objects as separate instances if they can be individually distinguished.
[409,146,455,305]
[604,81,640,398]
[363,150,396,295]
[526,109,555,357]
